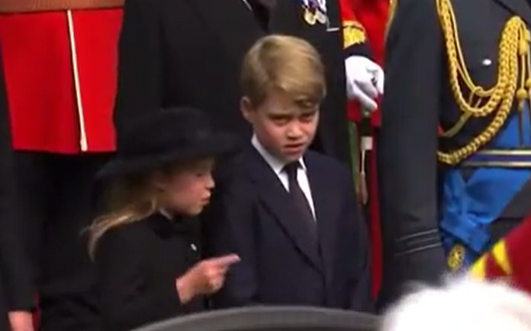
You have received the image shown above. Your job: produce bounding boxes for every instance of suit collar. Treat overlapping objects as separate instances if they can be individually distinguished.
[241,146,322,270]
[304,153,340,284]
[147,212,198,240]
[242,146,339,276]
[251,135,307,176]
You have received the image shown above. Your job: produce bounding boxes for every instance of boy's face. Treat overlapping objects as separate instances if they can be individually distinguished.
[156,158,216,216]
[241,89,319,163]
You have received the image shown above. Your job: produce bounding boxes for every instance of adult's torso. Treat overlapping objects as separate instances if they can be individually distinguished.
[435,0,531,269]
[157,0,349,163]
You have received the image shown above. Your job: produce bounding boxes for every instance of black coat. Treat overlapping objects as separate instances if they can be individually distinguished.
[204,145,372,311]
[95,213,205,331]
[378,0,531,306]
[0,38,34,325]
[114,0,352,165]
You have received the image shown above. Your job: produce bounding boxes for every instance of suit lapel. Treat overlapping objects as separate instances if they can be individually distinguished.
[492,0,531,25]
[188,0,264,63]
[243,147,323,271]
[305,153,339,284]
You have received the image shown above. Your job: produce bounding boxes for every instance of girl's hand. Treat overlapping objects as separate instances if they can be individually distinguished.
[176,254,240,303]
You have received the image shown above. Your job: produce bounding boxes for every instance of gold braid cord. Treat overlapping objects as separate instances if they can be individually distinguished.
[385,0,397,38]
[436,0,531,165]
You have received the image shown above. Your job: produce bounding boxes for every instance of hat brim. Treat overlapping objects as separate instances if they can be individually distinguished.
[96,133,240,179]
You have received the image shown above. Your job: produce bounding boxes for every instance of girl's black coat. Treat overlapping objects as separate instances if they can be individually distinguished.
[95,213,204,331]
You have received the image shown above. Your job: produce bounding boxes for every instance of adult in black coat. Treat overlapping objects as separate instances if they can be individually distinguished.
[378,0,531,307]
[0,41,35,330]
[114,0,384,166]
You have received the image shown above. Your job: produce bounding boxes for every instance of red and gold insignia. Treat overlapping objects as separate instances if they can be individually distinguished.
[469,240,512,280]
[342,21,367,48]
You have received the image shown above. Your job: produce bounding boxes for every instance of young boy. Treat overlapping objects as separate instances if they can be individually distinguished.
[204,35,372,312]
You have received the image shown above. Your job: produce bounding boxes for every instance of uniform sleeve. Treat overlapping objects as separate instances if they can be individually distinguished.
[338,0,371,58]
[113,0,163,134]
[96,226,182,331]
[204,176,260,308]
[0,42,35,311]
[377,0,446,307]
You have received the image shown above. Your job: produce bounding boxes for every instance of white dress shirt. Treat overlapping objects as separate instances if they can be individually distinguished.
[251,135,316,219]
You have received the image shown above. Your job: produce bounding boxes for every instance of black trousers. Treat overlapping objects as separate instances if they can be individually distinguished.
[14,152,111,331]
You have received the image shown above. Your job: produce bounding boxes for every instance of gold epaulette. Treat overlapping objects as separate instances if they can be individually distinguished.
[435,0,531,165]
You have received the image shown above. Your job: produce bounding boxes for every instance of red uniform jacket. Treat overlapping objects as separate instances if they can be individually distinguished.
[0,6,122,153]
[339,0,389,297]
[469,215,531,293]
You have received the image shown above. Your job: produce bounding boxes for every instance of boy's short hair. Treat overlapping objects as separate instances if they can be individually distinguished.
[382,276,531,331]
[241,34,326,107]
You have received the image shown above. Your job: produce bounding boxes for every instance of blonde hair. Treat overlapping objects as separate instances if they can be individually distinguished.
[241,34,326,107]
[87,173,159,259]
[382,276,531,331]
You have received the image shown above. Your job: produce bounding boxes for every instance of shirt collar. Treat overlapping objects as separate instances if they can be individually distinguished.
[251,135,306,175]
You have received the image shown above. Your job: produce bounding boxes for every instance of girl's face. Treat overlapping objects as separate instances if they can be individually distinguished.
[156,158,216,216]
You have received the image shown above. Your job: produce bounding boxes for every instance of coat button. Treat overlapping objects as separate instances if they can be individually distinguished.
[482,58,492,66]
[190,243,197,251]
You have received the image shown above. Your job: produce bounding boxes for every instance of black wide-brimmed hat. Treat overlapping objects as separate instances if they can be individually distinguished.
[97,107,238,179]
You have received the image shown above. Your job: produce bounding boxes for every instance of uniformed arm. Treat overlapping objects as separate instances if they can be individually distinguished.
[341,170,373,312]
[205,178,260,308]
[355,0,389,65]
[113,0,163,134]
[0,42,35,313]
[96,226,183,331]
[339,0,384,112]
[338,0,371,58]
[377,0,446,307]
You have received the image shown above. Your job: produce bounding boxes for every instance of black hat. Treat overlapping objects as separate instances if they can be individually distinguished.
[97,107,238,179]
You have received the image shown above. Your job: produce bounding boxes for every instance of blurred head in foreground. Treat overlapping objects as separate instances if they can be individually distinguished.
[381,276,531,331]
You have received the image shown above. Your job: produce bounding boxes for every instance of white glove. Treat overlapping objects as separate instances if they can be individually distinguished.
[345,56,385,111]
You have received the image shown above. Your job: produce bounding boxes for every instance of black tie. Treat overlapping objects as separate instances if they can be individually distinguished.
[284,162,317,240]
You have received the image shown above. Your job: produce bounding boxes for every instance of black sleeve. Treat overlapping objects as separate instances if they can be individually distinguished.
[344,43,371,59]
[204,178,260,308]
[113,0,163,133]
[377,0,447,307]
[96,227,182,331]
[0,44,35,311]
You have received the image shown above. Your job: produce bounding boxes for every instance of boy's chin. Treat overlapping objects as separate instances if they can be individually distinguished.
[279,149,306,163]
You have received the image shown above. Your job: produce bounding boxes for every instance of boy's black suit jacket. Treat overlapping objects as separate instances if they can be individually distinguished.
[204,145,372,312]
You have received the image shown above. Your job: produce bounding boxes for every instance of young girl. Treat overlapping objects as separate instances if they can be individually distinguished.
[89,107,240,331]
